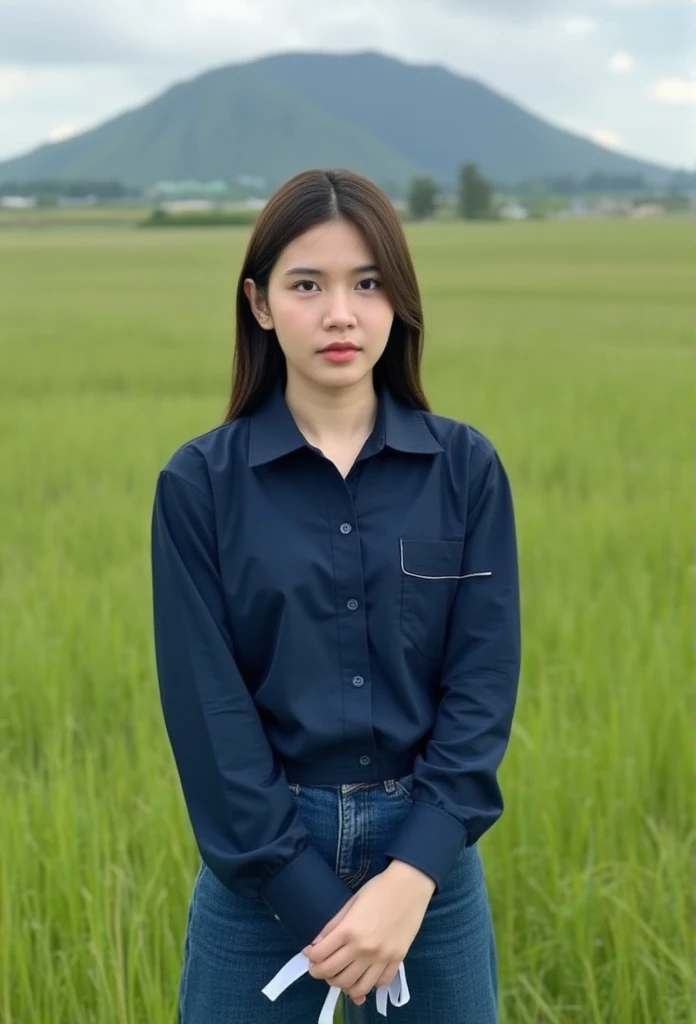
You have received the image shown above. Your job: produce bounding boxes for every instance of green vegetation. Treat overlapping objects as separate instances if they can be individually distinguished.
[140,208,260,228]
[407,176,439,220]
[457,162,496,220]
[407,162,497,221]
[0,218,691,1023]
[0,204,150,229]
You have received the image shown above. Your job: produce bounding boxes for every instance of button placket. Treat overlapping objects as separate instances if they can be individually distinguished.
[339,520,368,695]
[328,488,375,770]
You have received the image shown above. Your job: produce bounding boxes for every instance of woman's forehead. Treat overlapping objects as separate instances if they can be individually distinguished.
[276,220,374,270]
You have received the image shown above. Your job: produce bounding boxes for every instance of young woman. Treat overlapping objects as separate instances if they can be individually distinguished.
[150,168,521,1024]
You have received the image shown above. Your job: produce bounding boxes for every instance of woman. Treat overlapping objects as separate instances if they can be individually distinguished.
[150,168,521,1023]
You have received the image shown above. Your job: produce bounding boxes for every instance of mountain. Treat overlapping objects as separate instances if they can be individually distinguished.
[0,62,420,192]
[0,50,674,191]
[253,52,673,186]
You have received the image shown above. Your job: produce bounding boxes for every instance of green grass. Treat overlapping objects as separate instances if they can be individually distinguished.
[0,218,692,1023]
[0,204,150,229]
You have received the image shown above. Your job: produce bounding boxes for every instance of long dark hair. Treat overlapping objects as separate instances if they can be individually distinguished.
[223,168,431,423]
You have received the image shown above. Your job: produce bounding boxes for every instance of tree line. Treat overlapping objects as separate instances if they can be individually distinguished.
[407,163,496,221]
[0,179,138,201]
[405,161,695,220]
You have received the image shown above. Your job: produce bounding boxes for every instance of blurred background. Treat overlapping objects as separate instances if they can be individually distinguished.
[0,2,693,1022]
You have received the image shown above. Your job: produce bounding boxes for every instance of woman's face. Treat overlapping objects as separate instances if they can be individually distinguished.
[244,218,395,392]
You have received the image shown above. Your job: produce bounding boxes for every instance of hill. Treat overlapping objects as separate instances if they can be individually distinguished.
[253,52,672,186]
[0,50,674,191]
[0,62,419,193]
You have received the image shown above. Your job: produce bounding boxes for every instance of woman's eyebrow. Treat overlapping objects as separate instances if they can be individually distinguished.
[283,264,378,277]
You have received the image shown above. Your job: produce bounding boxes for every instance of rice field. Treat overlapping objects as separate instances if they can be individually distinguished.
[0,214,692,1022]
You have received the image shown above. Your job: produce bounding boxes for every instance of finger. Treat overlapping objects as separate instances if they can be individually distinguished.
[309,948,354,982]
[305,926,348,964]
[328,960,367,993]
[375,959,401,988]
[349,963,387,1001]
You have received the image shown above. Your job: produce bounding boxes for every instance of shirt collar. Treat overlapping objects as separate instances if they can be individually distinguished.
[247,379,443,468]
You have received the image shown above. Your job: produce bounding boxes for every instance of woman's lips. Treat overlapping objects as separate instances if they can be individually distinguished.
[320,348,359,363]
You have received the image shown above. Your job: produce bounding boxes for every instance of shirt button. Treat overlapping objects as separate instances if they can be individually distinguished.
[340,523,352,534]
[359,755,371,766]
[352,675,364,687]
[346,598,359,611]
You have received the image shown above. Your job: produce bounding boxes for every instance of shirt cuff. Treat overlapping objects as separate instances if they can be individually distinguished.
[382,801,468,892]
[261,845,355,948]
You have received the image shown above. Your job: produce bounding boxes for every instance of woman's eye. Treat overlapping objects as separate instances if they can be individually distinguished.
[292,278,381,293]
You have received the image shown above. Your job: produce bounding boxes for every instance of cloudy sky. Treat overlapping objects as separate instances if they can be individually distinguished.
[0,0,693,169]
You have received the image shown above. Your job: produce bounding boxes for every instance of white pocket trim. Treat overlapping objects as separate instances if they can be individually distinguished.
[400,539,493,581]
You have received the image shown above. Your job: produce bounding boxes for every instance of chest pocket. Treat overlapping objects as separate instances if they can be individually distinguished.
[399,538,466,662]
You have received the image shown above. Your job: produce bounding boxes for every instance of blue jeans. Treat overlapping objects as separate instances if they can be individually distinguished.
[178,773,499,1023]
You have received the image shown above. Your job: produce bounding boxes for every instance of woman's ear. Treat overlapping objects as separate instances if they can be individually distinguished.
[243,278,274,330]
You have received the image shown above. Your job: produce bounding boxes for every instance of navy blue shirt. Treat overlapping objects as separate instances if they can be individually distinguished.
[150,379,521,950]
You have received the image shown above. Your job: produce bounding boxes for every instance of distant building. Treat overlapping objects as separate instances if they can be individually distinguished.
[630,203,665,218]
[221,197,267,211]
[498,202,528,220]
[146,180,232,202]
[160,199,216,213]
[551,196,669,220]
[592,198,633,217]
[0,195,36,208]
[236,175,266,190]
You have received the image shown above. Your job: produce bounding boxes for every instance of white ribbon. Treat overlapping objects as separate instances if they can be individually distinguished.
[262,950,410,1021]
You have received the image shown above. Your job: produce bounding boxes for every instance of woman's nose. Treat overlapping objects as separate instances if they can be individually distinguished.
[323,292,357,328]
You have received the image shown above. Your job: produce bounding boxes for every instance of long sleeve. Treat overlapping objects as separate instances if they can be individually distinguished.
[383,438,522,891]
[150,467,354,948]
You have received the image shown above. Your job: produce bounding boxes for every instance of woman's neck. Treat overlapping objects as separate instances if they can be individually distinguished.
[284,372,378,450]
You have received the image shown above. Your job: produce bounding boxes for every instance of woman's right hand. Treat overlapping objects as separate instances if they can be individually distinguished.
[303,894,367,1005]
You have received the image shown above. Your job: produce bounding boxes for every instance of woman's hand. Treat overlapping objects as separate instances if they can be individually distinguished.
[301,861,435,1006]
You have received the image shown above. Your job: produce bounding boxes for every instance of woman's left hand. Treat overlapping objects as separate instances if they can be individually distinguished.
[301,861,436,1004]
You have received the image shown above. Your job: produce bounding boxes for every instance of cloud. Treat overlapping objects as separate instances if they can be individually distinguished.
[0,68,33,102]
[0,0,693,169]
[562,17,598,35]
[649,76,696,104]
[0,0,688,63]
[0,0,304,65]
[590,128,623,148]
[47,121,85,142]
[0,3,152,64]
[430,0,681,17]
[607,0,676,6]
[608,51,635,72]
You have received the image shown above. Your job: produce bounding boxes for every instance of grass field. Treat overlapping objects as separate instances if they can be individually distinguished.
[0,216,692,1023]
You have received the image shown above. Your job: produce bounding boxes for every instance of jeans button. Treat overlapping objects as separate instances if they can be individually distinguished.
[359,755,371,766]
[346,598,359,611]
[340,523,352,535]
[352,675,364,687]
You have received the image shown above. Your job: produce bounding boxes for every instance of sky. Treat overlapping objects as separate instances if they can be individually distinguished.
[0,0,693,170]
